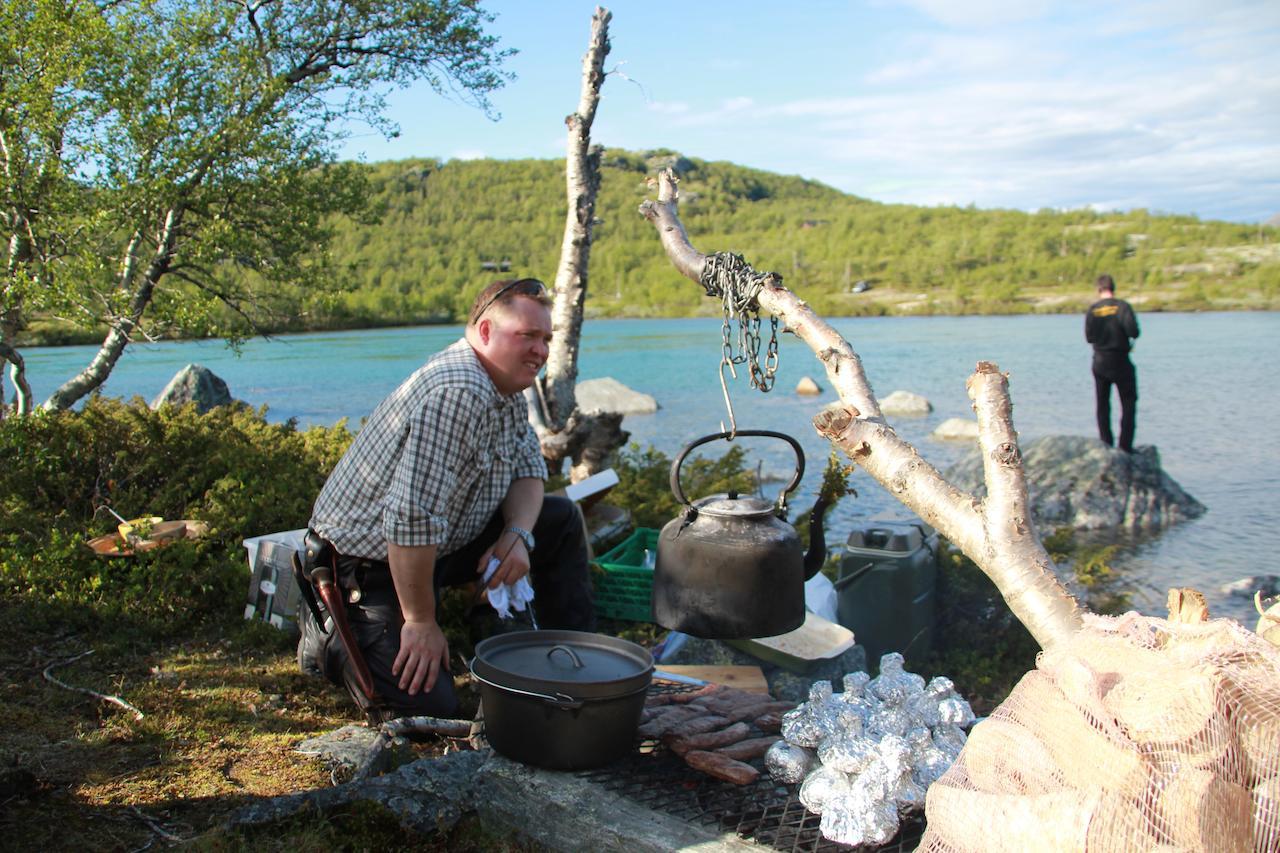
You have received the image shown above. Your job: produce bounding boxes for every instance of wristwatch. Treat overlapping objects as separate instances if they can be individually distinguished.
[505,525,535,552]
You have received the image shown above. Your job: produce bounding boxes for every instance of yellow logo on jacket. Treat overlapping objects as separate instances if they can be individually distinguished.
[1092,305,1119,317]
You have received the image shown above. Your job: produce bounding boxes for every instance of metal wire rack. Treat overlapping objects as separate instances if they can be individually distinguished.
[572,683,924,852]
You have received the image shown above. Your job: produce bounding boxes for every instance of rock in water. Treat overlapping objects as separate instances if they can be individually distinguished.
[796,376,823,395]
[151,363,233,413]
[933,418,979,440]
[575,377,658,415]
[880,390,933,416]
[947,435,1205,530]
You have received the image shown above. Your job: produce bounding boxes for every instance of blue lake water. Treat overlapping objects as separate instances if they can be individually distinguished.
[23,312,1280,626]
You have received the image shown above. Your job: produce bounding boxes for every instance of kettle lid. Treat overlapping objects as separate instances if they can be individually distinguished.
[693,492,777,519]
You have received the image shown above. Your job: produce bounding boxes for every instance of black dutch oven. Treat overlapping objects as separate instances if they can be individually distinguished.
[469,630,653,770]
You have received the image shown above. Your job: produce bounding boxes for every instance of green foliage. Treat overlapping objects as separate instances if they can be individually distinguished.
[0,398,353,640]
[3,0,513,411]
[1043,526,1131,615]
[609,442,757,530]
[301,154,1279,328]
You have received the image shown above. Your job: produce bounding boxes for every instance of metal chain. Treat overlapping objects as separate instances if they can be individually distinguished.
[700,252,780,393]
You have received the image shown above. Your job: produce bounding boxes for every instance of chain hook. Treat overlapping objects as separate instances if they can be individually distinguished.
[718,357,738,440]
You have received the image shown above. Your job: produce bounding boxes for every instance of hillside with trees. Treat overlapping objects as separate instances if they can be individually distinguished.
[313,151,1278,329]
[23,151,1279,345]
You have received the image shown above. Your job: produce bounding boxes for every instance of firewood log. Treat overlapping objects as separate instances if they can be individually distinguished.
[1155,766,1252,852]
[1002,671,1146,793]
[1105,666,1234,773]
[924,786,1101,850]
[959,717,1062,796]
[1253,776,1280,850]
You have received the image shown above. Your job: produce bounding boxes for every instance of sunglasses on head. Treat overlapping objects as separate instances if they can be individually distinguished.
[472,278,547,323]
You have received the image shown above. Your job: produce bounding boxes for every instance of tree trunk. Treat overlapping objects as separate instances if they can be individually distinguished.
[41,208,181,411]
[534,6,629,481]
[639,169,1082,651]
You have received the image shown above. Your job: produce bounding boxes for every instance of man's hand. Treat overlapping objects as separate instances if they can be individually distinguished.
[477,530,531,589]
[392,618,450,695]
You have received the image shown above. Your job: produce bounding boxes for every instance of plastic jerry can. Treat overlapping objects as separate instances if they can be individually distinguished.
[834,519,939,670]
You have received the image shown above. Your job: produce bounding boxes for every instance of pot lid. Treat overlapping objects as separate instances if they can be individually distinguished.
[692,492,777,519]
[470,629,653,700]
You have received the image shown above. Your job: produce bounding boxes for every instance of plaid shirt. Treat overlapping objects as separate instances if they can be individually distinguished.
[310,338,546,560]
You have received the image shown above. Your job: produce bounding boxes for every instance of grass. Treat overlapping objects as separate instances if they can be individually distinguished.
[0,578,669,851]
[0,603,520,850]
[2,614,341,848]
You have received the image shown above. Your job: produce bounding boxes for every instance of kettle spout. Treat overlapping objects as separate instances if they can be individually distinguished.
[802,494,831,580]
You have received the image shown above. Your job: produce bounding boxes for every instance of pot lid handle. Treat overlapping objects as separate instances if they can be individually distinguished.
[546,644,585,669]
[469,668,585,710]
[670,429,806,513]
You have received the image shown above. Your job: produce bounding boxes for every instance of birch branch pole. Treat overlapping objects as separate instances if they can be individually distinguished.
[542,6,611,431]
[525,6,628,482]
[639,169,1083,650]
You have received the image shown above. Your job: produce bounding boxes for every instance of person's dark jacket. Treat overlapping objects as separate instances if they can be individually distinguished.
[1085,297,1140,354]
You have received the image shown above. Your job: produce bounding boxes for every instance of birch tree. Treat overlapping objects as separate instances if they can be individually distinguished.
[527,6,627,481]
[640,168,1082,650]
[1,0,512,415]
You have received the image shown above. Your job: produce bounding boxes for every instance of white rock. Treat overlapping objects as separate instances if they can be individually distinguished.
[932,418,979,440]
[575,377,658,415]
[1221,576,1280,598]
[796,376,823,395]
[880,390,933,416]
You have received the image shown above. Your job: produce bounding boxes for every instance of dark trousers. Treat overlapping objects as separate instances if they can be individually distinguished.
[303,495,595,722]
[1093,354,1138,453]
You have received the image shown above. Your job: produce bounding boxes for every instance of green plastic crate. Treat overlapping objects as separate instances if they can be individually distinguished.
[592,527,659,622]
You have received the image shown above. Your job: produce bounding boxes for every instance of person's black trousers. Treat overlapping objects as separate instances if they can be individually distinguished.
[1092,353,1138,453]
[301,495,595,722]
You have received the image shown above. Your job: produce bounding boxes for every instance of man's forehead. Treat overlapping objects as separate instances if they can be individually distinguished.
[492,297,552,332]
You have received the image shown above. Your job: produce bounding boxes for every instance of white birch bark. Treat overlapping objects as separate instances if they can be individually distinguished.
[42,208,181,411]
[542,6,611,432]
[528,7,630,483]
[639,169,1082,650]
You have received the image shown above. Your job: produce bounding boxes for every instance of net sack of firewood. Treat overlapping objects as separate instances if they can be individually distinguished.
[919,611,1280,852]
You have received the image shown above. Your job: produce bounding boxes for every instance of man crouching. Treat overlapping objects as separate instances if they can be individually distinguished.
[299,278,595,722]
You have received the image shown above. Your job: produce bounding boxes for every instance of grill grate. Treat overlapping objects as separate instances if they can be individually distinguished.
[572,683,925,853]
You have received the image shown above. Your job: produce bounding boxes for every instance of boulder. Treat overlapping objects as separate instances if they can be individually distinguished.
[880,390,933,416]
[933,418,979,440]
[1221,576,1280,599]
[946,435,1206,531]
[151,363,233,413]
[575,377,658,415]
[795,376,823,395]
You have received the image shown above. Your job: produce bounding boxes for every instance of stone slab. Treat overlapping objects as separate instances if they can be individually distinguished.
[475,753,762,852]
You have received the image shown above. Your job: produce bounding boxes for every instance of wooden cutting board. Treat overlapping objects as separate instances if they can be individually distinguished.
[653,665,770,694]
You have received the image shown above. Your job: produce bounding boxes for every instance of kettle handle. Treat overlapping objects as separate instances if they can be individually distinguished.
[670,430,806,511]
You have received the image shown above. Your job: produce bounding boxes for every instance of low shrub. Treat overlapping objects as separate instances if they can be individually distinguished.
[0,398,353,642]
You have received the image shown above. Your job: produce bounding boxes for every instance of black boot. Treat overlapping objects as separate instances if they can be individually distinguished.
[296,603,331,680]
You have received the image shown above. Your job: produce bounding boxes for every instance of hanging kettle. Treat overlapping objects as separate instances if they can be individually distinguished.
[652,430,827,639]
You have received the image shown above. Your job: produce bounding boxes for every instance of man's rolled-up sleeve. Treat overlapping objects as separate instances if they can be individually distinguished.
[381,387,481,547]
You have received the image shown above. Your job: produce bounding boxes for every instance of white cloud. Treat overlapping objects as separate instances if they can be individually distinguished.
[671,6,1280,221]
[451,148,487,160]
[646,100,691,114]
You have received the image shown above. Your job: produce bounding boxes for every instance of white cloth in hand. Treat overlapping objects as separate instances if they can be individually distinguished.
[482,556,535,619]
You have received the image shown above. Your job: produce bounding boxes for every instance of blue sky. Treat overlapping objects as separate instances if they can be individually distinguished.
[337,1,1279,224]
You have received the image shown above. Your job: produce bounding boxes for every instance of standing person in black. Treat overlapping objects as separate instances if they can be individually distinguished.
[1085,273,1141,452]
